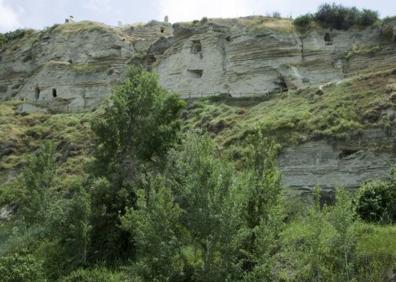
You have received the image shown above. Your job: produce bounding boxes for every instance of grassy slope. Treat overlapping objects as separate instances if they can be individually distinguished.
[0,101,93,185]
[0,68,396,263]
[1,68,395,184]
[184,69,396,151]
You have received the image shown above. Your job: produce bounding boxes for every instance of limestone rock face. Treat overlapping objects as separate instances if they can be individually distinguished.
[155,18,396,98]
[1,17,396,192]
[1,17,396,107]
[0,21,170,112]
[279,128,396,194]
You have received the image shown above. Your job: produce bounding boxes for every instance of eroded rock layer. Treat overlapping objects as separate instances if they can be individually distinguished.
[1,16,396,192]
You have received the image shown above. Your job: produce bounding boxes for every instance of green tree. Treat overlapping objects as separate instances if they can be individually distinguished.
[293,14,313,31]
[237,133,284,280]
[0,253,45,282]
[277,188,360,281]
[88,66,185,263]
[44,178,91,279]
[356,173,396,224]
[121,177,187,281]
[18,142,56,225]
[327,189,359,281]
[277,189,336,281]
[166,134,242,281]
[0,34,6,47]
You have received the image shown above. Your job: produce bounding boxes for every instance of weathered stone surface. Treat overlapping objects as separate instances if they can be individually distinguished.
[279,129,396,192]
[1,17,395,109]
[0,21,170,111]
[0,204,17,221]
[16,103,48,114]
[1,17,396,192]
[156,18,396,98]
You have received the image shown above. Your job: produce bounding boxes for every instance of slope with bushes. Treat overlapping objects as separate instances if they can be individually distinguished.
[0,67,395,281]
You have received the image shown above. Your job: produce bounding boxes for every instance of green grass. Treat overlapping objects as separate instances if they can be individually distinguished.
[345,44,382,61]
[237,16,295,33]
[1,67,396,188]
[70,63,111,74]
[0,102,94,183]
[184,69,396,150]
[52,21,113,34]
[357,224,396,257]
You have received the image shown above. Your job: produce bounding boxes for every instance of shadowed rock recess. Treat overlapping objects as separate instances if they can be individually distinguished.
[1,17,396,193]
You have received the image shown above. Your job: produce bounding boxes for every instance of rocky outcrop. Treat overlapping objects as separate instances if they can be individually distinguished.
[1,17,396,192]
[1,17,395,110]
[279,128,396,194]
[156,18,396,98]
[0,21,171,112]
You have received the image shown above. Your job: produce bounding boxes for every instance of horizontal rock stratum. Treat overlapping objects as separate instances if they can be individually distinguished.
[0,17,395,112]
[1,16,396,194]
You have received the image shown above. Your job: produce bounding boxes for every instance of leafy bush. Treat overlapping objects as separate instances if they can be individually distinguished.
[381,24,395,42]
[294,3,378,31]
[4,29,27,42]
[60,267,127,282]
[293,14,313,30]
[276,189,359,281]
[272,11,281,18]
[18,142,56,225]
[315,3,358,30]
[358,9,379,26]
[356,175,396,223]
[0,34,6,47]
[0,253,45,282]
[43,178,91,279]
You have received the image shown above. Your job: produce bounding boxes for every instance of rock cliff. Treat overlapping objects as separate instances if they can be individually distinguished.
[1,16,396,193]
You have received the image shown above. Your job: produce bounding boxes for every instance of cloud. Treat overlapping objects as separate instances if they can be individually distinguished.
[0,0,21,32]
[83,0,112,13]
[158,0,253,22]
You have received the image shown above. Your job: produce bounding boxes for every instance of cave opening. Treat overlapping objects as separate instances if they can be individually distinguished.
[324,32,333,45]
[52,88,57,98]
[191,40,202,54]
[338,149,358,159]
[160,27,165,33]
[276,76,288,92]
[35,86,40,100]
[187,69,203,78]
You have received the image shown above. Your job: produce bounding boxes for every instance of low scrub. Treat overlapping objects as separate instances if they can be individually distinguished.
[356,170,396,224]
[294,3,379,30]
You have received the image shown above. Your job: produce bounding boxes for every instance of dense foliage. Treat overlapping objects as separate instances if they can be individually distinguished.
[0,34,6,47]
[0,66,394,281]
[294,3,379,30]
[356,170,396,224]
[88,66,186,263]
[0,29,28,47]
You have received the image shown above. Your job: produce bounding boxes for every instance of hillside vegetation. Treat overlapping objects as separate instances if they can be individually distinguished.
[0,67,395,281]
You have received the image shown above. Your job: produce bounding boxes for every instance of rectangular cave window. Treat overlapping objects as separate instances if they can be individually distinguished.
[187,69,203,78]
[338,149,358,159]
[324,32,333,45]
[35,86,40,100]
[191,40,202,54]
[52,88,57,98]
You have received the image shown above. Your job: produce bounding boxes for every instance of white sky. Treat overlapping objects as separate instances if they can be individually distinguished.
[1,0,395,32]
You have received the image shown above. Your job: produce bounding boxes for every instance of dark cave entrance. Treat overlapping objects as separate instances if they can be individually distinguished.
[52,88,57,98]
[187,69,203,78]
[324,32,333,45]
[338,149,358,159]
[191,40,202,54]
[35,86,40,100]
